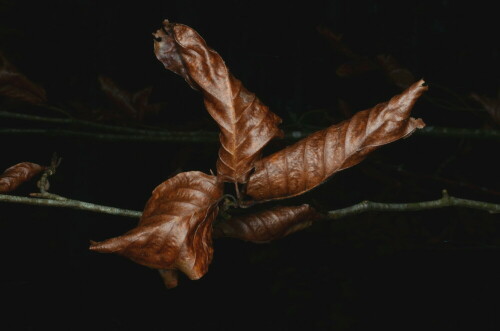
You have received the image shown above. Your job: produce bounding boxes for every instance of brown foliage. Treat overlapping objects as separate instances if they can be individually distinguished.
[153,20,283,183]
[214,204,321,243]
[90,171,223,280]
[244,80,427,202]
[89,20,427,287]
[471,91,500,125]
[158,269,179,289]
[0,53,47,105]
[98,75,160,121]
[376,54,416,90]
[0,162,45,193]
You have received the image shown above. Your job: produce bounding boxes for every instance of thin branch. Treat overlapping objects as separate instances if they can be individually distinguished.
[326,190,500,220]
[2,190,499,221]
[416,126,500,140]
[0,193,141,218]
[0,110,208,137]
[2,110,500,141]
[1,126,499,143]
[0,128,218,142]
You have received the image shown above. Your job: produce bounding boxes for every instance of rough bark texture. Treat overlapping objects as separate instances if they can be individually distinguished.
[245,80,427,201]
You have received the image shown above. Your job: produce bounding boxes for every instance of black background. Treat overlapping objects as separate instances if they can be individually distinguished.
[1,0,499,330]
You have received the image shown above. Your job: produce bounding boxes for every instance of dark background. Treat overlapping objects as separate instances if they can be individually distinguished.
[1,0,499,329]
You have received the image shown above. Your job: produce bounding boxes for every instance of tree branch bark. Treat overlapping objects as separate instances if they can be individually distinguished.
[0,193,141,218]
[2,190,498,221]
[2,110,499,142]
[326,190,500,220]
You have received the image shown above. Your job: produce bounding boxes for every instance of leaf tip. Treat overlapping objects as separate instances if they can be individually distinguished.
[413,117,426,129]
[88,238,122,253]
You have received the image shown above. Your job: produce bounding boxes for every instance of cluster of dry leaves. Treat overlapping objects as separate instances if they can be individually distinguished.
[88,20,428,288]
[0,52,160,123]
[4,20,472,288]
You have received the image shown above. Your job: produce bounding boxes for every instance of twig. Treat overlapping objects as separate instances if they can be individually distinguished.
[1,190,498,221]
[2,109,500,141]
[0,128,218,142]
[1,126,499,142]
[417,126,500,140]
[0,194,141,218]
[326,190,500,220]
[0,110,190,136]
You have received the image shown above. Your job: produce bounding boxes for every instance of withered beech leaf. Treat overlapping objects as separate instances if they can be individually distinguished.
[245,80,427,201]
[376,54,416,90]
[0,162,45,193]
[98,75,160,121]
[153,20,283,183]
[336,59,378,78]
[0,53,47,104]
[214,204,320,243]
[316,26,359,61]
[158,269,179,289]
[90,171,223,280]
[471,91,500,125]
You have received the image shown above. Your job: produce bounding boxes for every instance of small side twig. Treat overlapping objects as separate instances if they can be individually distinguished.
[36,152,62,194]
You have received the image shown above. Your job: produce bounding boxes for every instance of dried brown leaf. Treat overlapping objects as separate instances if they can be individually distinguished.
[376,54,416,90]
[0,162,45,193]
[153,20,283,183]
[98,75,159,121]
[471,91,500,125]
[0,53,47,104]
[214,204,320,243]
[317,26,359,60]
[158,269,179,289]
[336,59,378,78]
[245,80,427,201]
[90,171,223,280]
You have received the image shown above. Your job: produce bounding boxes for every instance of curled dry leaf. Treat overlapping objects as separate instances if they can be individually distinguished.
[376,54,416,90]
[98,75,160,121]
[158,269,179,289]
[0,162,45,193]
[0,53,47,104]
[245,80,427,202]
[90,171,223,280]
[214,204,320,243]
[470,91,500,125]
[316,26,359,60]
[153,20,283,183]
[336,58,378,78]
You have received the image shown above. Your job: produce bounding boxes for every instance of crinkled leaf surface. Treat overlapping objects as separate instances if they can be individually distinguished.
[245,80,427,201]
[90,171,223,280]
[153,20,283,183]
[0,162,45,193]
[214,204,320,243]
